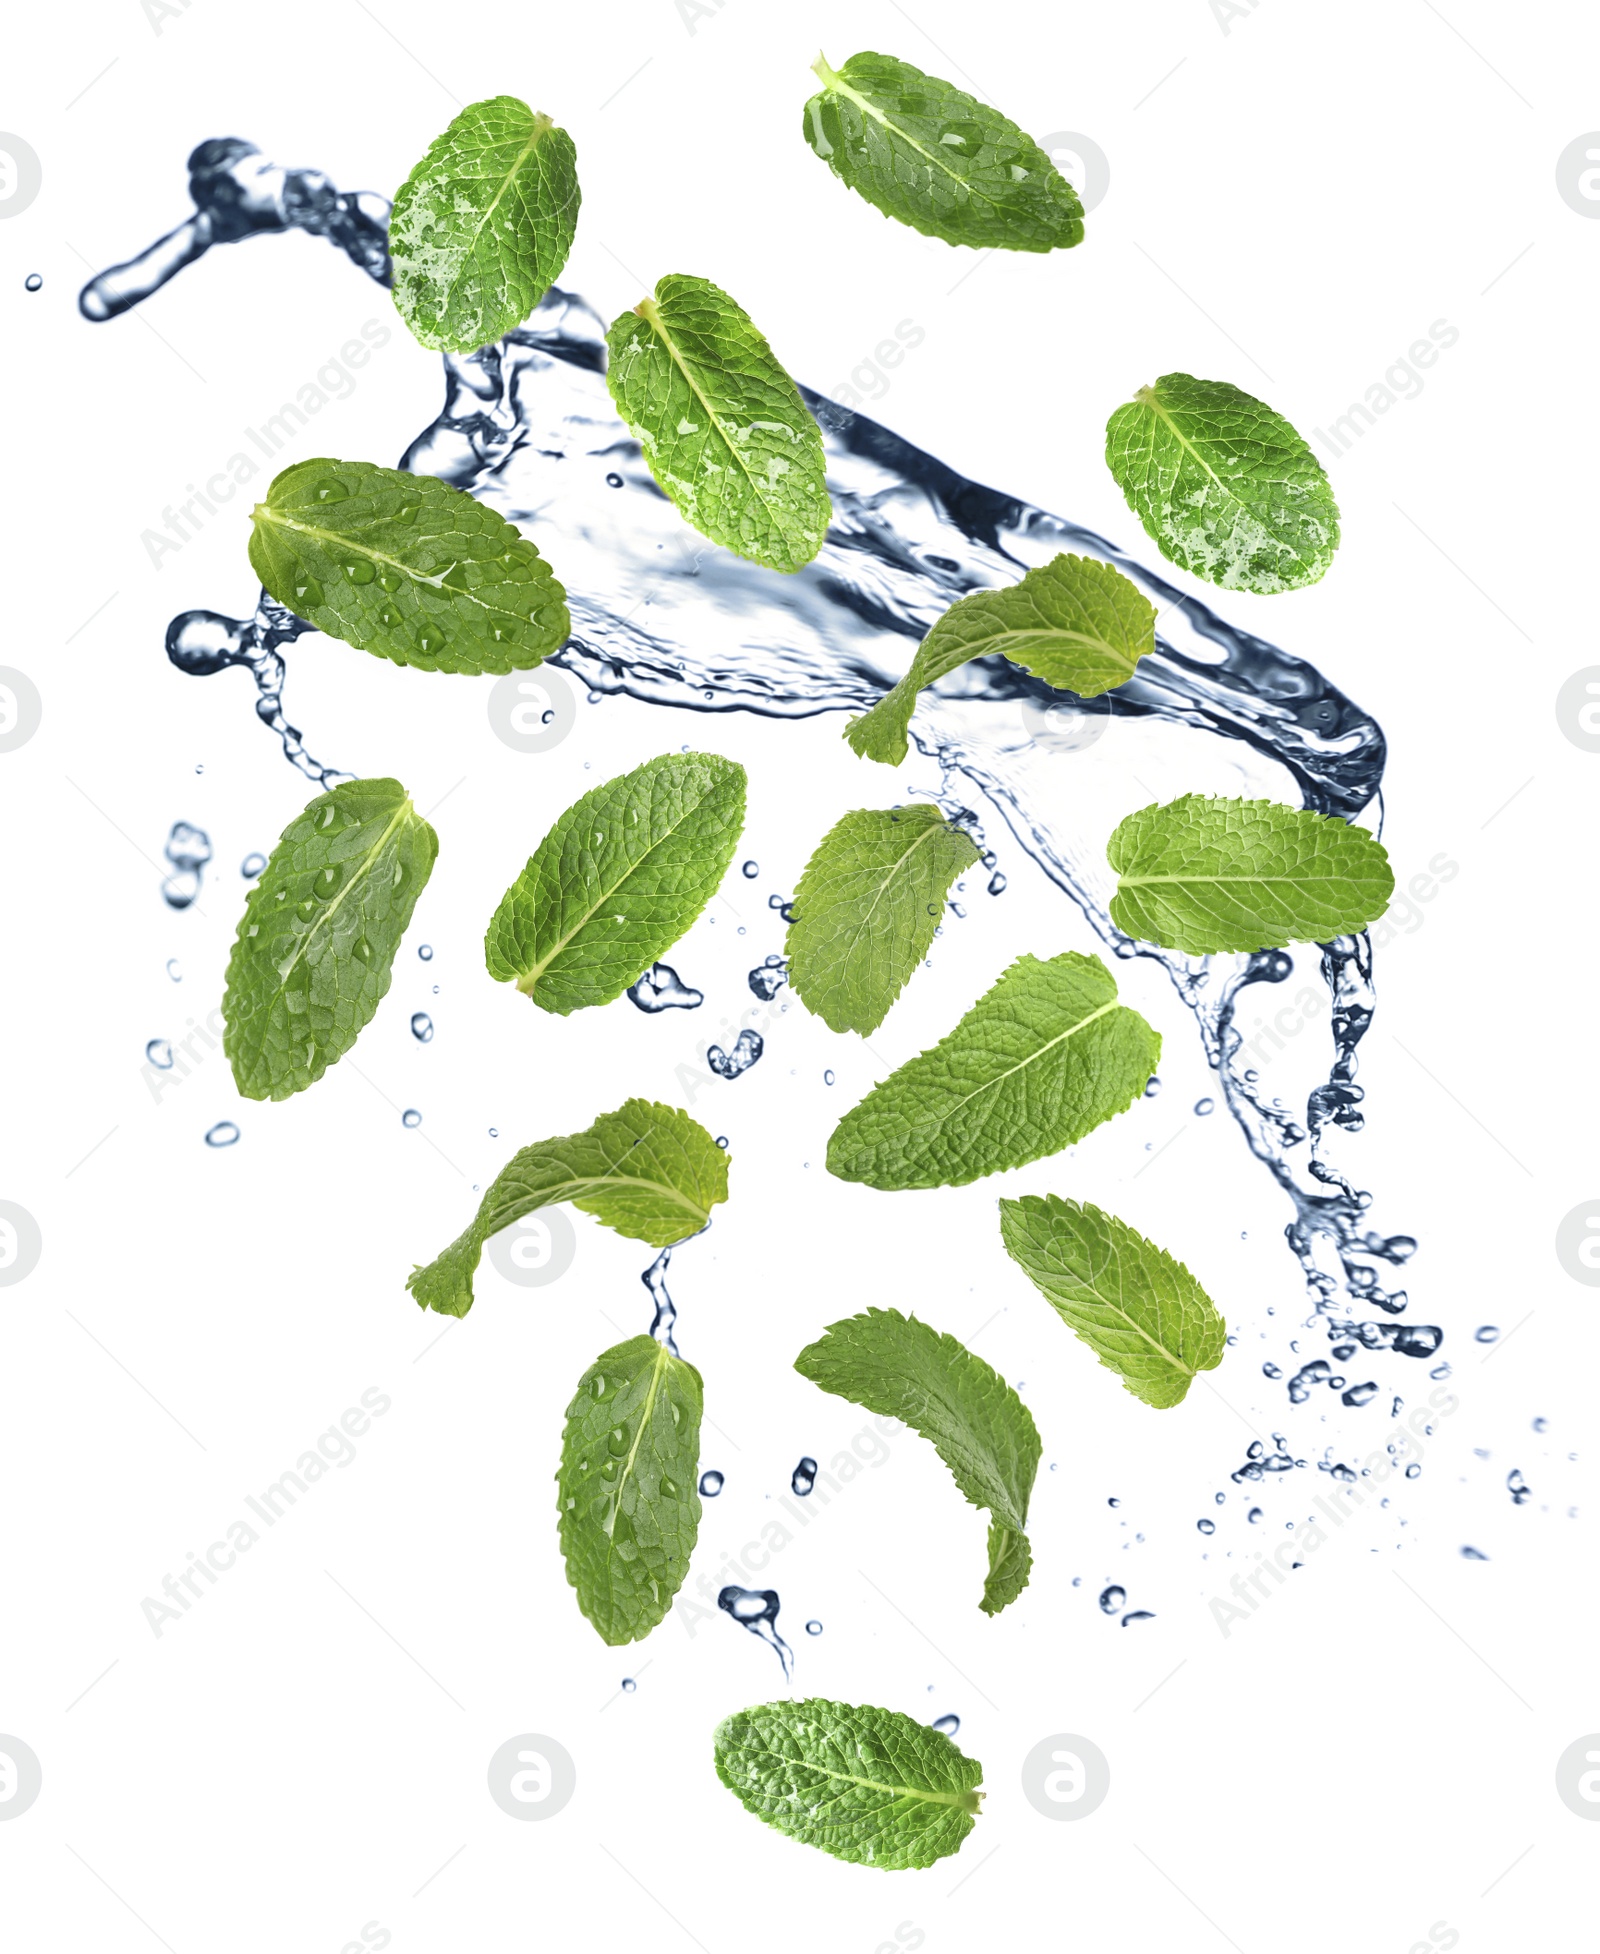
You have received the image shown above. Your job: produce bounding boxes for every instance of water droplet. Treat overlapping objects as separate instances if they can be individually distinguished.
[987,869,1007,895]
[605,472,623,488]
[205,1121,240,1148]
[805,1620,822,1635]
[313,478,349,503]
[708,1029,763,1080]
[313,865,341,900]
[607,1425,631,1456]
[823,1070,835,1086]
[392,501,419,524]
[1247,1506,1263,1523]
[145,1039,174,1069]
[294,578,324,610]
[748,957,789,1001]
[166,959,183,982]
[1098,1585,1125,1614]
[591,1373,609,1400]
[377,566,404,593]
[296,897,317,921]
[241,852,267,879]
[698,1469,724,1497]
[402,1109,421,1129]
[1121,1610,1156,1626]
[791,1456,817,1497]
[659,1475,678,1498]
[718,1586,794,1679]
[352,937,374,964]
[1194,1096,1215,1116]
[1507,1468,1531,1505]
[741,859,759,877]
[488,1127,498,1138]
[418,944,433,961]
[627,962,704,1012]
[411,1012,434,1042]
[1532,1416,1549,1433]
[931,1714,961,1736]
[1474,1324,1499,1344]
[1196,1517,1215,1535]
[621,1677,637,1693]
[1144,1076,1162,1097]
[343,558,376,584]
[24,273,42,292]
[1460,1544,1489,1560]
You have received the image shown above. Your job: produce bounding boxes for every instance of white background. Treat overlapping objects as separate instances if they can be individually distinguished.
[1,1,1595,1949]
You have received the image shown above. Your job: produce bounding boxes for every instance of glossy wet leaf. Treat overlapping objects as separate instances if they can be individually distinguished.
[390,95,580,353]
[485,751,747,1014]
[1107,795,1394,953]
[802,51,1083,252]
[786,805,979,1033]
[224,778,436,1101]
[248,457,568,674]
[795,1307,1040,1614]
[408,1099,728,1317]
[557,1334,703,1645]
[605,274,830,573]
[1104,374,1340,593]
[847,553,1155,765]
[999,1195,1226,1408]
[827,952,1159,1189]
[714,1697,983,1868]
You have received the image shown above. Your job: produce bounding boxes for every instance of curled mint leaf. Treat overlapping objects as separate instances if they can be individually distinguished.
[390,95,580,353]
[1104,374,1340,594]
[785,805,980,1034]
[847,552,1156,764]
[605,274,830,573]
[803,51,1083,252]
[999,1195,1226,1408]
[714,1698,983,1868]
[485,752,747,1014]
[248,457,569,675]
[826,951,1159,1190]
[408,1098,727,1318]
[795,1307,1040,1614]
[1107,794,1394,953]
[558,1334,703,1645]
[223,778,436,1101]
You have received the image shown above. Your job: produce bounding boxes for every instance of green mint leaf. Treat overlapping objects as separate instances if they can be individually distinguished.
[248,457,569,674]
[785,806,980,1034]
[558,1333,703,1645]
[999,1196,1227,1409]
[485,752,747,1014]
[408,1098,728,1318]
[223,778,436,1102]
[826,952,1159,1190]
[1104,374,1340,594]
[796,1307,1040,1614]
[1107,794,1394,953]
[389,96,580,353]
[714,1698,983,1868]
[803,51,1083,253]
[847,553,1156,765]
[605,274,831,573]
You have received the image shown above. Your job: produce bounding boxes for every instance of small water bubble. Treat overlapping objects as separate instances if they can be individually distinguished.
[166,959,183,982]
[1533,1416,1549,1433]
[707,1029,763,1080]
[1098,1585,1125,1614]
[741,859,759,878]
[987,870,1007,895]
[1507,1468,1531,1506]
[1197,1518,1215,1535]
[1474,1325,1499,1344]
[313,478,349,503]
[1341,1381,1378,1407]
[1460,1545,1489,1560]
[1194,1096,1215,1116]
[204,1121,240,1148]
[418,944,433,961]
[823,1070,835,1086]
[488,1127,498,1138]
[241,852,267,879]
[145,1039,174,1069]
[698,1469,724,1497]
[621,1677,637,1694]
[1144,1076,1161,1097]
[627,962,704,1012]
[402,1109,422,1128]
[791,1456,818,1497]
[805,1620,822,1636]
[714,1136,729,1151]
[606,471,624,488]
[410,1012,433,1042]
[718,1585,793,1678]
[1247,1506,1263,1523]
[1121,1610,1156,1626]
[748,957,789,1001]
[24,273,42,292]
[931,1714,960,1736]
[1107,1496,1120,1508]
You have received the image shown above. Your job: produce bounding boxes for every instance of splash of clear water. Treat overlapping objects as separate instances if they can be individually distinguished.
[717,1585,794,1681]
[82,146,1427,1403]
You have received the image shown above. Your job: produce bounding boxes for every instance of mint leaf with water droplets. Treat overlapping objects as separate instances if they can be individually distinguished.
[785,805,979,1034]
[803,51,1083,253]
[847,552,1156,765]
[605,275,830,573]
[408,1099,727,1318]
[999,1195,1226,1409]
[390,95,580,353]
[485,752,746,1014]
[223,778,436,1102]
[1107,795,1394,953]
[558,1333,703,1645]
[795,1307,1040,1614]
[714,1698,983,1868]
[248,457,569,675]
[1104,374,1340,593]
[826,952,1159,1190]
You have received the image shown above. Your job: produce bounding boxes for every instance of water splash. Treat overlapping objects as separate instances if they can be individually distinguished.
[627,962,704,1012]
[748,956,788,1001]
[643,1246,678,1356]
[161,821,212,909]
[708,1029,763,1080]
[718,1585,794,1680]
[84,150,1422,1422]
